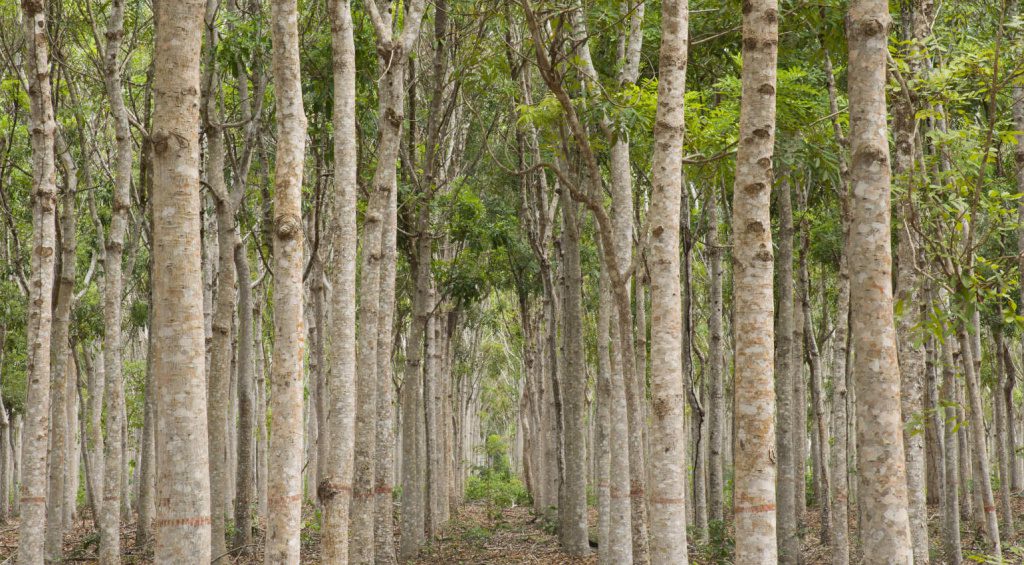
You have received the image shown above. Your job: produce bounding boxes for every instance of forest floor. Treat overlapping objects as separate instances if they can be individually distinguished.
[1,495,1023,563]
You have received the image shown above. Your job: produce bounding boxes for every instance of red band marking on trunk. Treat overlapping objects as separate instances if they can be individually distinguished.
[734,504,776,514]
[20,496,45,504]
[155,515,213,527]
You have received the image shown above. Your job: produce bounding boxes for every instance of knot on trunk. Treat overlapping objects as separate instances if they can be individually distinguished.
[317,478,351,502]
[275,213,302,239]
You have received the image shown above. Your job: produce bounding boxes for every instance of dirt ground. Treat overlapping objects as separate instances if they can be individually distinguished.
[2,495,1023,563]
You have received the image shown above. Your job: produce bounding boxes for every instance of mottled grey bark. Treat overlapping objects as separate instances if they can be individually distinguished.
[730,0,779,561]
[151,0,213,560]
[646,3,690,561]
[847,1,914,558]
[19,0,60,561]
[707,183,725,525]
[774,176,798,564]
[45,136,77,564]
[320,1,358,562]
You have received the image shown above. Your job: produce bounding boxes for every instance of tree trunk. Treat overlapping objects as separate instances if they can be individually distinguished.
[234,242,256,551]
[993,331,1015,538]
[729,0,779,561]
[822,47,851,565]
[846,1,914,559]
[46,139,77,564]
[265,0,308,559]
[150,0,213,560]
[646,3,690,561]
[399,221,431,559]
[373,174,399,565]
[707,182,725,525]
[774,175,799,565]
[557,171,589,555]
[18,0,60,561]
[938,307,962,564]
[955,319,1000,555]
[320,1,358,562]
[596,259,613,565]
[137,328,156,546]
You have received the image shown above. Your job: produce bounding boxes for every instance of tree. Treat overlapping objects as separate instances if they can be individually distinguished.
[150,0,212,561]
[18,0,60,562]
[264,0,307,560]
[646,1,690,562]
[846,0,914,560]
[730,0,779,561]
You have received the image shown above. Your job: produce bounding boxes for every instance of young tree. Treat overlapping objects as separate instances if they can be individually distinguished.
[846,0,914,560]
[265,0,308,560]
[97,0,134,560]
[646,1,690,562]
[18,1,60,562]
[730,0,779,561]
[320,0,357,562]
[150,0,212,561]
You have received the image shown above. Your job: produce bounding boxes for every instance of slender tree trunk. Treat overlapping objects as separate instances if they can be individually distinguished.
[150,0,213,560]
[234,242,256,551]
[774,175,799,565]
[97,0,133,559]
[646,3,690,560]
[730,0,779,562]
[891,2,933,560]
[994,331,1015,538]
[45,140,77,564]
[373,175,399,565]
[1000,339,1022,492]
[557,171,589,555]
[846,1,914,559]
[955,319,1001,555]
[938,310,962,564]
[596,259,613,565]
[822,47,851,565]
[18,0,60,561]
[137,327,156,546]
[264,0,307,560]
[320,2,358,562]
[707,183,725,525]
[399,226,431,559]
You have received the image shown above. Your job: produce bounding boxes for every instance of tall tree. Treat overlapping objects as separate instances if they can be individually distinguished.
[646,0,690,562]
[846,0,914,560]
[729,0,779,561]
[320,0,358,562]
[97,0,134,559]
[264,0,308,560]
[150,0,212,561]
[18,0,60,561]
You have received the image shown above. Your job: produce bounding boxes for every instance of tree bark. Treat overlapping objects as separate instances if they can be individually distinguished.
[557,169,589,555]
[846,1,914,559]
[646,2,690,561]
[265,0,308,559]
[938,313,962,564]
[955,319,1000,555]
[18,0,60,562]
[729,0,779,562]
[774,176,799,565]
[994,331,1015,538]
[822,46,851,565]
[150,0,213,560]
[234,242,256,551]
[707,183,725,525]
[320,2,358,562]
[45,138,77,564]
